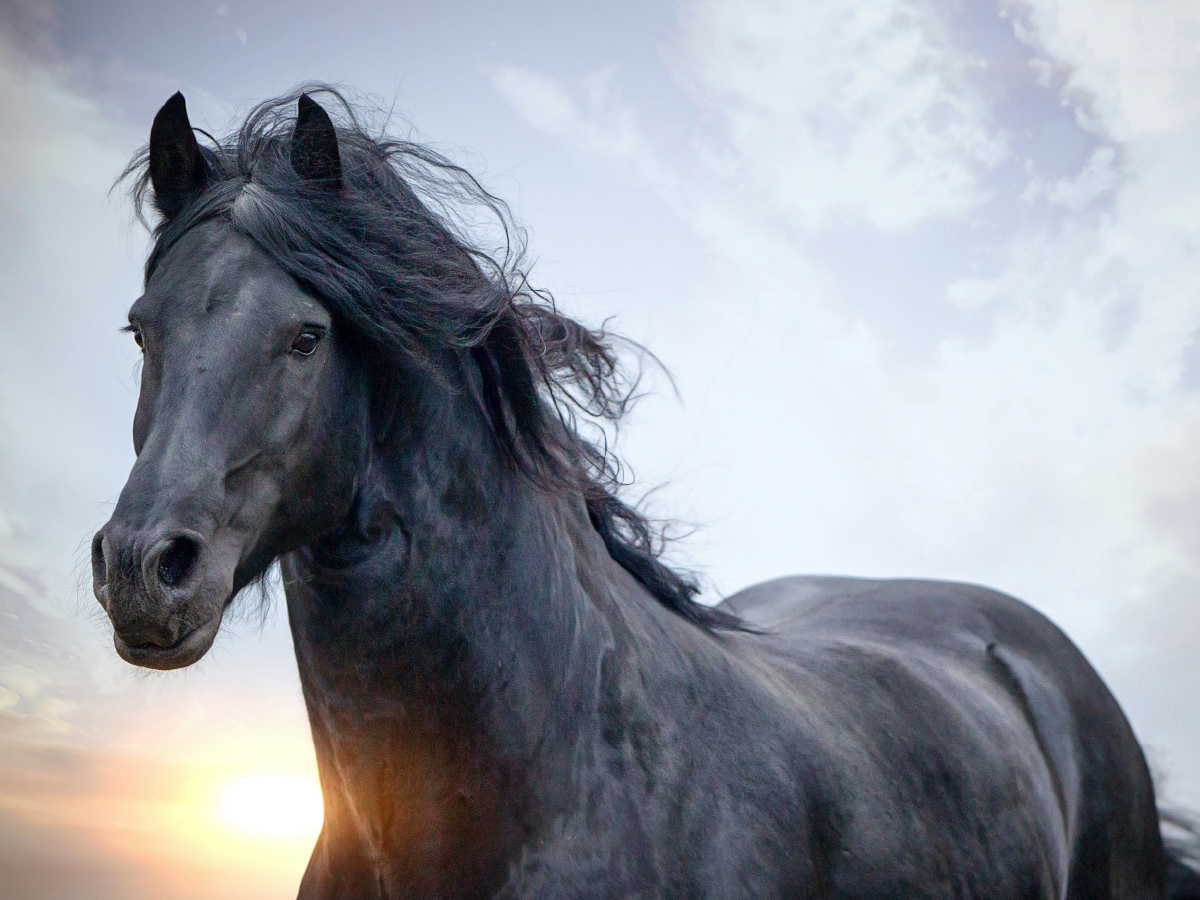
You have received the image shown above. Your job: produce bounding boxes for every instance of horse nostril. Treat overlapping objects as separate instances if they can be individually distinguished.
[157,536,199,589]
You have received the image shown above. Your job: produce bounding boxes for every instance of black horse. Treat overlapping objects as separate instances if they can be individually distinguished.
[92,88,1200,899]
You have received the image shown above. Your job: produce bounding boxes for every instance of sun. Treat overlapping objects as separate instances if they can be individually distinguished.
[217,772,323,839]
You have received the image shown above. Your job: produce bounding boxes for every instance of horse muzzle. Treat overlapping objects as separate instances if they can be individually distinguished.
[92,525,231,670]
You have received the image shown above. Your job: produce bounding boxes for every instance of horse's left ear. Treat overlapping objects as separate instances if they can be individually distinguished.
[149,92,208,220]
[291,94,342,188]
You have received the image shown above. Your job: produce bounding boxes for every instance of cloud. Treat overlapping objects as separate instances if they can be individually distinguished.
[0,31,322,896]
[662,0,1010,230]
[491,65,691,213]
[492,0,1200,804]
[493,0,1012,235]
[1004,0,1200,140]
[0,28,151,703]
[1019,144,1120,210]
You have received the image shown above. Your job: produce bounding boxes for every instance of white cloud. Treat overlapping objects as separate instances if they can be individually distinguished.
[661,0,1010,230]
[0,35,145,627]
[1020,144,1121,209]
[493,0,1200,803]
[1005,0,1200,140]
[491,65,690,212]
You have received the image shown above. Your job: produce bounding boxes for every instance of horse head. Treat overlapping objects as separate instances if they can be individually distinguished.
[91,93,369,669]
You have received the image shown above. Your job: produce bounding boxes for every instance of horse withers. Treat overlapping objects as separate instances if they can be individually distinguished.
[91,87,1200,899]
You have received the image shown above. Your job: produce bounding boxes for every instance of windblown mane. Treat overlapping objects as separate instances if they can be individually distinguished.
[120,84,740,631]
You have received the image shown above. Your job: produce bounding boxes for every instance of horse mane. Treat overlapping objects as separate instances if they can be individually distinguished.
[119,84,742,631]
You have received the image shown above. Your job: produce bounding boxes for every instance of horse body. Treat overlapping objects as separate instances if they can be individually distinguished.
[280,398,1162,898]
[278,358,1160,898]
[90,88,1198,899]
[725,577,1163,899]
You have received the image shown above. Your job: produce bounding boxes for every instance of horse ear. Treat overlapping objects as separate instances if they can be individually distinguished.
[149,92,207,220]
[291,94,342,188]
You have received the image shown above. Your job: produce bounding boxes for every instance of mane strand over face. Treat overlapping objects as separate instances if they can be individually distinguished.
[119,84,744,632]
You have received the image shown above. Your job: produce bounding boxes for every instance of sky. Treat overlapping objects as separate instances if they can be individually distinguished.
[1,0,1199,896]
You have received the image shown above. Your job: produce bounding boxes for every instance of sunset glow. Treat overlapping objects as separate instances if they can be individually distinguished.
[218,772,323,839]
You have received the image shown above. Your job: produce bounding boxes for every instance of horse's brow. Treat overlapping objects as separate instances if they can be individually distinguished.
[126,295,149,320]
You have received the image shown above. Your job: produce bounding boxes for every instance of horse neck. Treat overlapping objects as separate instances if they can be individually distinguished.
[282,359,657,844]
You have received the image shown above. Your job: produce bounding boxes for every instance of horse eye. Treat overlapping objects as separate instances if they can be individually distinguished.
[132,329,144,350]
[291,331,321,356]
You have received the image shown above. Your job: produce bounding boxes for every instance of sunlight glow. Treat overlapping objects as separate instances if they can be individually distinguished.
[217,772,323,838]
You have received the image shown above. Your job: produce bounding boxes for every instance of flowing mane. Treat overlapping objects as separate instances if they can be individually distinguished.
[119,84,740,630]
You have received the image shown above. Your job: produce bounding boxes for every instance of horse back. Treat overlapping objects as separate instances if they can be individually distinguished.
[717,576,1166,899]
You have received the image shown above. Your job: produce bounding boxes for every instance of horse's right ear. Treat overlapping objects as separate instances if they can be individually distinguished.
[291,94,343,188]
[149,92,207,220]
